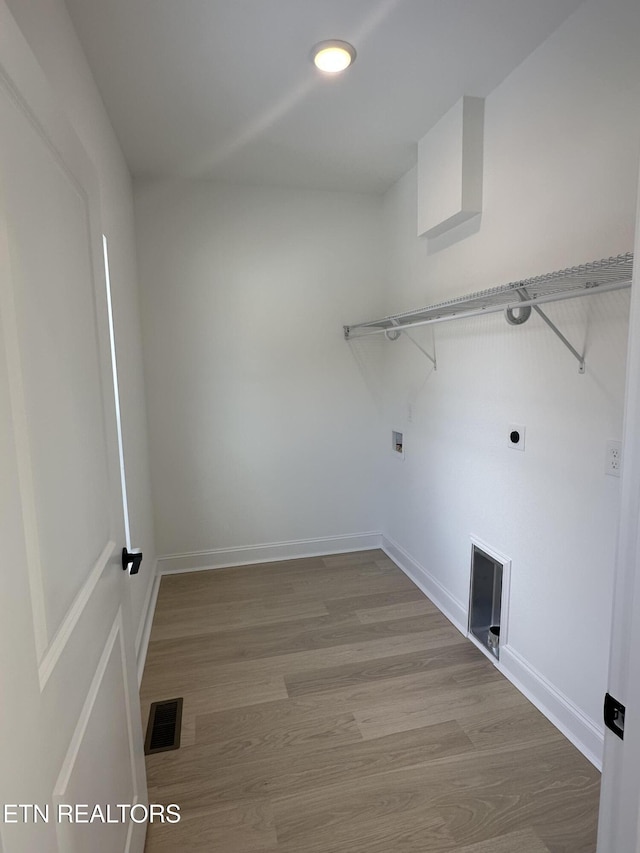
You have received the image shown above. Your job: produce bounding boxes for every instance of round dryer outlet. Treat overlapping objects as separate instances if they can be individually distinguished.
[508,424,526,451]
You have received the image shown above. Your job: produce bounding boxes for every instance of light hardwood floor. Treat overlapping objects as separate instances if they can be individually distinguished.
[140,550,600,853]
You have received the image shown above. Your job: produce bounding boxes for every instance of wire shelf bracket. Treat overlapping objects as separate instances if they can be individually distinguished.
[343,254,633,374]
[379,319,437,369]
[404,331,437,370]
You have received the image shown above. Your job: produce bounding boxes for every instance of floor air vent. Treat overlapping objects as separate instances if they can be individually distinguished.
[144,698,183,755]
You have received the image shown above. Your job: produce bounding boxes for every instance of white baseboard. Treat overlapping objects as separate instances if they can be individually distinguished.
[499,645,604,769]
[136,563,160,687]
[157,532,383,575]
[381,534,603,769]
[381,535,467,633]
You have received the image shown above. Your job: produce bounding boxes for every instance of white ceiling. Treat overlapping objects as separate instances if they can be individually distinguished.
[64,0,585,193]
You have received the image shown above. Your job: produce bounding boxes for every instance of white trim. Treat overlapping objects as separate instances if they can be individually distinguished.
[123,794,148,853]
[597,161,640,851]
[381,534,467,633]
[468,630,501,664]
[38,540,115,690]
[135,557,158,655]
[157,532,383,574]
[136,567,160,687]
[500,645,604,769]
[467,534,511,572]
[118,610,145,819]
[382,533,602,768]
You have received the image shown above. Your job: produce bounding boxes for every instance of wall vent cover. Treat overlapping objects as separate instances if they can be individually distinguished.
[144,698,183,754]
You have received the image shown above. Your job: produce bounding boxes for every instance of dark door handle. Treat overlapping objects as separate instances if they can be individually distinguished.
[122,548,143,575]
[604,693,625,740]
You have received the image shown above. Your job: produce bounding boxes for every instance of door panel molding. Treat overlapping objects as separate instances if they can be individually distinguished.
[0,75,113,662]
[0,4,101,206]
[53,608,143,852]
[0,3,123,661]
[0,148,48,659]
[38,540,116,689]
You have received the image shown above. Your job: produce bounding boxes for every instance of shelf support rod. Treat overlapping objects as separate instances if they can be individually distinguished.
[403,331,437,369]
[519,287,585,373]
[382,319,436,368]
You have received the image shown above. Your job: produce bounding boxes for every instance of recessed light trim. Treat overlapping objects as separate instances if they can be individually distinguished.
[312,40,356,74]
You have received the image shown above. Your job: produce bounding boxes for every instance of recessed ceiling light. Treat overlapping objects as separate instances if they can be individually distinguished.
[312,40,356,74]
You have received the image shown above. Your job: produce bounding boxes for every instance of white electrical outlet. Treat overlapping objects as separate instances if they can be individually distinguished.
[605,440,622,477]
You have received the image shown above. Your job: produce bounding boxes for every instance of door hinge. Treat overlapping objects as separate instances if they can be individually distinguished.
[604,692,625,740]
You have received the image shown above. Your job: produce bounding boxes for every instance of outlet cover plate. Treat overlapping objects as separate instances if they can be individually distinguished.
[605,440,622,477]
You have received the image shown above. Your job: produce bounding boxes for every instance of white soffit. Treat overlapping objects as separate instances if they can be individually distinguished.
[417,96,484,238]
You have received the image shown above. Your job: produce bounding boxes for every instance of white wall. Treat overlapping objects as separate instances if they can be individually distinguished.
[6,0,157,656]
[134,181,386,560]
[378,0,640,763]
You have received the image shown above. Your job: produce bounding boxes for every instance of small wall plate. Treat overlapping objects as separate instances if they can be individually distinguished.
[392,429,405,459]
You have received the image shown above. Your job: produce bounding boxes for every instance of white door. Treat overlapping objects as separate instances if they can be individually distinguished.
[0,4,147,853]
[597,162,640,849]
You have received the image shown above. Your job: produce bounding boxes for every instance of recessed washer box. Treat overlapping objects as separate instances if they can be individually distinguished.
[468,538,511,662]
[392,430,404,458]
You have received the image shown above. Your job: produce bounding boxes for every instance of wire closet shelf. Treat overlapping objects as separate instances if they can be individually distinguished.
[343,253,634,341]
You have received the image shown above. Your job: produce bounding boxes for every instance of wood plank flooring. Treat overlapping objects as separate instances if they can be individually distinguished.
[140,550,600,853]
